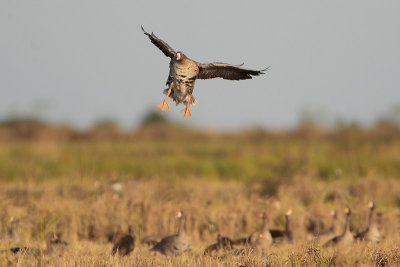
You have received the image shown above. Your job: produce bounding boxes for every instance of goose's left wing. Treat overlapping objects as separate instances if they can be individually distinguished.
[197,62,268,81]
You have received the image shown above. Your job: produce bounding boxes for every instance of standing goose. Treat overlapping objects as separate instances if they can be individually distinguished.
[231,233,266,256]
[270,207,294,243]
[233,212,273,248]
[255,212,273,249]
[7,216,20,240]
[141,26,268,117]
[0,232,59,256]
[355,201,380,242]
[111,225,135,256]
[311,210,337,240]
[323,207,354,247]
[249,232,268,255]
[150,211,190,256]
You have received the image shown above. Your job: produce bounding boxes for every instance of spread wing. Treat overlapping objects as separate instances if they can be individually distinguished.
[141,26,176,58]
[197,62,269,80]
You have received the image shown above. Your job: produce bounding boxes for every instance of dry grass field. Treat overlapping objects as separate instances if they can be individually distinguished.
[0,120,399,266]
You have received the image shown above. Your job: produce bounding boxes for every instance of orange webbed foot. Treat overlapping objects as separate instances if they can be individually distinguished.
[157,99,170,111]
[181,107,192,117]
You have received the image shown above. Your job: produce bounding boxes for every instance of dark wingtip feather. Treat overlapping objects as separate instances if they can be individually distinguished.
[141,25,150,36]
[260,66,271,73]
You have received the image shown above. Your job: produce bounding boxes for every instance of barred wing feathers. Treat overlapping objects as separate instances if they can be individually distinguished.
[141,26,176,58]
[197,62,268,81]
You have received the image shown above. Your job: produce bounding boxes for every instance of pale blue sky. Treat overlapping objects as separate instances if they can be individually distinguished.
[1,1,399,128]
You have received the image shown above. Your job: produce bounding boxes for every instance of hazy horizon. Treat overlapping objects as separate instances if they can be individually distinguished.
[1,1,400,129]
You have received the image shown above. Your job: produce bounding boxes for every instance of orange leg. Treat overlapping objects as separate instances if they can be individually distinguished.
[181,95,192,118]
[157,85,172,111]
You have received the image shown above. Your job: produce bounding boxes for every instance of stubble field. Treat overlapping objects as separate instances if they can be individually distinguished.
[0,122,399,266]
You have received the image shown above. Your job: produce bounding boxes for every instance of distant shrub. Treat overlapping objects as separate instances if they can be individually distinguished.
[140,110,170,127]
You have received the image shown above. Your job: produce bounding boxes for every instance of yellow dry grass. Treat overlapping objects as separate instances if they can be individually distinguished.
[0,177,399,267]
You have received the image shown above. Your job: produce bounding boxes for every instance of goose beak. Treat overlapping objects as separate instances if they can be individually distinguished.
[286,207,293,216]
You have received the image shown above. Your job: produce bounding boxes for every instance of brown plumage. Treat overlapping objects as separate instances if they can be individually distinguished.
[141,234,163,246]
[142,26,268,117]
[0,232,59,256]
[51,232,69,246]
[269,207,294,243]
[111,225,135,256]
[231,232,266,256]
[233,211,273,249]
[323,207,354,247]
[150,211,190,256]
[355,201,380,242]
[203,233,234,255]
[308,210,337,240]
[203,242,220,256]
[218,234,235,250]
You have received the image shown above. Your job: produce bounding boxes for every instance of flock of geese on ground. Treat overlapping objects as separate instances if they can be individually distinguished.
[0,201,380,258]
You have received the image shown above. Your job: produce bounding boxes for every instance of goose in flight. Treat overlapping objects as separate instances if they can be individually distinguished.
[141,26,268,117]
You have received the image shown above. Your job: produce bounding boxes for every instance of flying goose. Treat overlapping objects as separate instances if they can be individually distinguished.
[141,26,268,117]
[354,201,380,242]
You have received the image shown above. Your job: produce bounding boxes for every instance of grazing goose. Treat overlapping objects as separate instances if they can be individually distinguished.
[111,225,135,256]
[204,234,223,256]
[270,207,294,243]
[323,207,354,247]
[204,233,234,255]
[141,234,163,246]
[218,234,235,250]
[141,26,268,117]
[0,232,59,256]
[355,201,380,242]
[150,211,190,256]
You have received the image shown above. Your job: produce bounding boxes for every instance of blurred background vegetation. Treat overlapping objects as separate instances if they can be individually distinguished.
[0,108,399,187]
